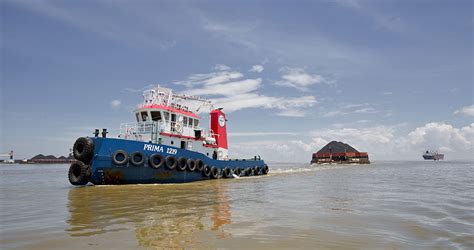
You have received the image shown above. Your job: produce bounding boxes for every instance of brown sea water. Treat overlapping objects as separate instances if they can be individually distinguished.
[0,161,473,249]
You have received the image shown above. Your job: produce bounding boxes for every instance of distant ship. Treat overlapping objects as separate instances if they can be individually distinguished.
[422,150,444,160]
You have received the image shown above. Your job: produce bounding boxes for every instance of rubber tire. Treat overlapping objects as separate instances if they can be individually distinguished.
[210,167,219,179]
[165,156,177,170]
[195,159,204,172]
[254,166,260,176]
[234,168,241,177]
[149,154,164,169]
[68,161,91,185]
[73,137,94,163]
[130,151,145,166]
[112,150,129,166]
[262,165,269,175]
[244,168,252,176]
[177,157,187,171]
[223,168,232,178]
[187,159,196,171]
[202,165,211,177]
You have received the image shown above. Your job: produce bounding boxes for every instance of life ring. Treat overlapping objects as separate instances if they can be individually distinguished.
[223,168,232,178]
[165,156,177,170]
[68,161,91,185]
[112,150,129,166]
[174,122,183,134]
[149,154,164,169]
[202,165,211,177]
[177,157,187,171]
[195,159,204,172]
[73,137,95,163]
[254,166,260,175]
[233,168,241,177]
[187,159,196,171]
[210,167,219,179]
[262,165,269,175]
[130,151,145,166]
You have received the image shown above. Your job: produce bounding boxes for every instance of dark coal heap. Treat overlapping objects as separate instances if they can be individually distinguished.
[317,141,359,154]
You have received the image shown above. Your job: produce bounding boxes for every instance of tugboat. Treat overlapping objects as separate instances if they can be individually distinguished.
[68,86,269,185]
[422,150,444,161]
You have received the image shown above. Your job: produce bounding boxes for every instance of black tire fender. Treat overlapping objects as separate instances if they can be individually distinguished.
[244,168,252,176]
[223,168,232,178]
[202,165,211,177]
[112,150,129,166]
[233,168,241,177]
[130,151,145,166]
[210,167,219,179]
[73,137,94,163]
[187,159,196,171]
[195,159,204,172]
[68,161,91,186]
[149,154,164,169]
[177,157,187,171]
[262,165,269,175]
[165,156,177,170]
[254,166,260,175]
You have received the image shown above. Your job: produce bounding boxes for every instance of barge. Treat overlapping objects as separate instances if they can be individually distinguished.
[311,141,370,164]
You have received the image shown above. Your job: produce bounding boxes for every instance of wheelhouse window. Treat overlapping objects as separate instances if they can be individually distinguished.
[188,118,193,127]
[136,113,140,122]
[150,111,162,121]
[194,119,199,128]
[183,117,188,126]
[164,112,170,122]
[141,112,149,122]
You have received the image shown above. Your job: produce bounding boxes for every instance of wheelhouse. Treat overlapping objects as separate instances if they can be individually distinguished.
[119,86,227,160]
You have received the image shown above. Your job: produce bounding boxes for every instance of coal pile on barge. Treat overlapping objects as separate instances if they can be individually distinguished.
[311,141,370,164]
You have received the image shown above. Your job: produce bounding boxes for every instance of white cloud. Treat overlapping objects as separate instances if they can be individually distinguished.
[322,103,378,117]
[14,1,177,50]
[186,78,262,96]
[403,122,473,153]
[214,64,231,71]
[174,71,243,87]
[176,66,317,117]
[333,0,406,33]
[249,65,264,73]
[110,100,121,109]
[276,68,326,91]
[454,105,474,117]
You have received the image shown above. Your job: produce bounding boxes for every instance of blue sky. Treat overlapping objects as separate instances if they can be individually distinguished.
[1,0,473,161]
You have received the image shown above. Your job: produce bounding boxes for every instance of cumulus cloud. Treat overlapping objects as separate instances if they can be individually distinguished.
[403,122,473,153]
[276,68,326,91]
[249,64,264,73]
[110,100,121,109]
[454,105,474,117]
[175,66,317,117]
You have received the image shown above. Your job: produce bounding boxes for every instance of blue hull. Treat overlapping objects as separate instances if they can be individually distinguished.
[87,137,266,184]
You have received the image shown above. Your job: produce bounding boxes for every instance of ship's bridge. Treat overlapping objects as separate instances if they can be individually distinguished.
[118,86,226,158]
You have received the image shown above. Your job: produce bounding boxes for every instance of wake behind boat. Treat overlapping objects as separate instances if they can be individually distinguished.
[68,86,268,185]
